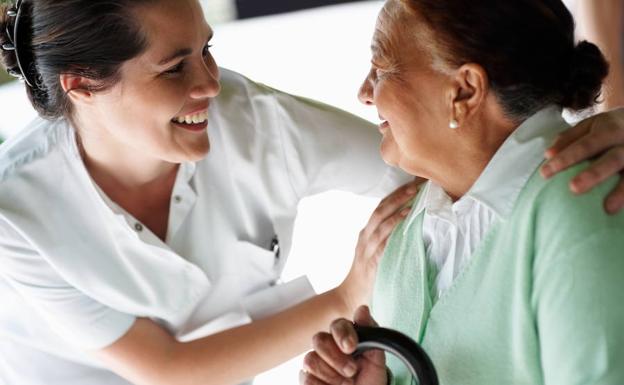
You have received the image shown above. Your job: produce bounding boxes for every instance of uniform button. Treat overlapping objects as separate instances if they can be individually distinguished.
[174,195,182,203]
[134,223,143,232]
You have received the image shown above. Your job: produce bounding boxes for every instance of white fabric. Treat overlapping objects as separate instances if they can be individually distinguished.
[0,68,408,385]
[405,106,569,298]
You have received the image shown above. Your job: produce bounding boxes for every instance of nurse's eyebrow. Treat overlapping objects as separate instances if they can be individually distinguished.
[158,48,193,66]
[157,31,214,66]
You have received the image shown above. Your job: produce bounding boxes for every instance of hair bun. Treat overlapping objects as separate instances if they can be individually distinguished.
[560,40,609,110]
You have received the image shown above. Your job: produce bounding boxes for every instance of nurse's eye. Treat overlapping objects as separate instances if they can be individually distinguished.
[163,61,186,76]
[202,43,213,58]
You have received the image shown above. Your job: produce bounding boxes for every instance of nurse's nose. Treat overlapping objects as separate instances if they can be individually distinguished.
[358,69,375,106]
[190,59,221,99]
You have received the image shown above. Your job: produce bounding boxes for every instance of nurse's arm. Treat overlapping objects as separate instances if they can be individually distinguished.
[95,291,346,385]
[93,181,418,385]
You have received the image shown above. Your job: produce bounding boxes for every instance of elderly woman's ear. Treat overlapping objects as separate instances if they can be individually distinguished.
[448,63,488,129]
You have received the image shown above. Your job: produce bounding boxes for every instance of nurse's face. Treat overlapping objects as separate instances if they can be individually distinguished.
[358,0,454,178]
[86,0,220,163]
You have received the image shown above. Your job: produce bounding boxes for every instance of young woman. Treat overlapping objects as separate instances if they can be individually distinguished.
[1,1,623,385]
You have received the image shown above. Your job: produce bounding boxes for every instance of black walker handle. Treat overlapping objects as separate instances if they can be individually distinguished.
[353,326,439,385]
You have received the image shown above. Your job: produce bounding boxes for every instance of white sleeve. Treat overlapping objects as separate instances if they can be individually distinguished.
[270,88,411,199]
[0,218,136,350]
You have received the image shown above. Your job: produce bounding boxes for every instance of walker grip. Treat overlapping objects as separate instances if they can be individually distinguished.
[353,325,439,385]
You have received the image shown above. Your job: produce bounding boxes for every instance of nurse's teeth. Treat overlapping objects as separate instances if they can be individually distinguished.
[173,110,209,125]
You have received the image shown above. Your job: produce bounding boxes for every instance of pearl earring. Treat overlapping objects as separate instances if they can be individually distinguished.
[449,119,459,129]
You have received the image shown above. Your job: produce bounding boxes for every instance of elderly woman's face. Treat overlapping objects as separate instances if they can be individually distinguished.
[359,0,454,176]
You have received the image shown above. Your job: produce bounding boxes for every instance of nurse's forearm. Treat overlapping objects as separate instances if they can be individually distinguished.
[577,0,624,110]
[96,288,352,385]
[177,288,352,384]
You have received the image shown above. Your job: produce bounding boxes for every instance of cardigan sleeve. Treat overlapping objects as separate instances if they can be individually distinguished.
[532,165,624,385]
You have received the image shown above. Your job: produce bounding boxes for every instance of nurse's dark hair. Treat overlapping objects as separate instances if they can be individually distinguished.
[0,0,155,120]
[401,0,609,119]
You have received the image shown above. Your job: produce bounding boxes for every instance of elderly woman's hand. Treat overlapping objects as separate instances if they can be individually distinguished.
[541,107,624,214]
[300,306,387,385]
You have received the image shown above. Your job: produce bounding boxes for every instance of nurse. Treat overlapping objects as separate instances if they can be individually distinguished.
[0,1,623,385]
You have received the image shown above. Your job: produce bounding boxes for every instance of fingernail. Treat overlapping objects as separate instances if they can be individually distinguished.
[541,164,553,178]
[570,179,584,194]
[343,362,357,377]
[606,200,619,215]
[400,207,410,217]
[341,336,354,352]
[406,186,418,195]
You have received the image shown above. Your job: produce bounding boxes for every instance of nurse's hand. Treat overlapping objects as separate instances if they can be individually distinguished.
[541,107,624,214]
[300,306,387,385]
[338,180,421,313]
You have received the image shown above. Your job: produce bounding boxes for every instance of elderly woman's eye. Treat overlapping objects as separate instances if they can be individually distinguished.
[375,68,387,79]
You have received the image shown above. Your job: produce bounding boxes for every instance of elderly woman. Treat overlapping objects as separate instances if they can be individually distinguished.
[302,1,624,385]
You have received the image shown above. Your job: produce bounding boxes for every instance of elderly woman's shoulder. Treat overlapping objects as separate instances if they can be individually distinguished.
[524,162,623,232]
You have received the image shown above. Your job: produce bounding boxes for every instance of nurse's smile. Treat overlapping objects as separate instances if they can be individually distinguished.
[172,107,210,132]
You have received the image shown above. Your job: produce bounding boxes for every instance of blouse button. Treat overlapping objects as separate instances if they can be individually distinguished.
[134,223,143,232]
[174,195,182,203]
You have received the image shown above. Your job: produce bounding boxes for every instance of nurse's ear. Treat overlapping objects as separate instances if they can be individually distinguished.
[447,63,489,129]
[59,73,100,106]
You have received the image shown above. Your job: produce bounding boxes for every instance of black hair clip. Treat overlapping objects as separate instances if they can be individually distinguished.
[2,0,34,87]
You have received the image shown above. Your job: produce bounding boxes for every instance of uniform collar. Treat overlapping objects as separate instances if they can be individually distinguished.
[63,120,199,245]
[405,106,569,231]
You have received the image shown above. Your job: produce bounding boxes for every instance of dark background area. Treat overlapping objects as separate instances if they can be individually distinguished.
[235,0,363,19]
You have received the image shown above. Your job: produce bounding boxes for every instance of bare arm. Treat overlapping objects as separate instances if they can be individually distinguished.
[94,181,420,385]
[96,290,349,385]
[576,0,624,110]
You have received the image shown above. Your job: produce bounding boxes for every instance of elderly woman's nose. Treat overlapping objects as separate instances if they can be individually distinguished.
[358,75,374,105]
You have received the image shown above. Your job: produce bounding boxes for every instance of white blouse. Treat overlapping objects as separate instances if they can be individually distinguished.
[0,69,408,385]
[405,107,569,300]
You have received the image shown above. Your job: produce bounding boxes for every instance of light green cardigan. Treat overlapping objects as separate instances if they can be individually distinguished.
[372,164,624,385]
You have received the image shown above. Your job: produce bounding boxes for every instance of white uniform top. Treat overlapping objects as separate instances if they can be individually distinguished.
[0,69,408,385]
